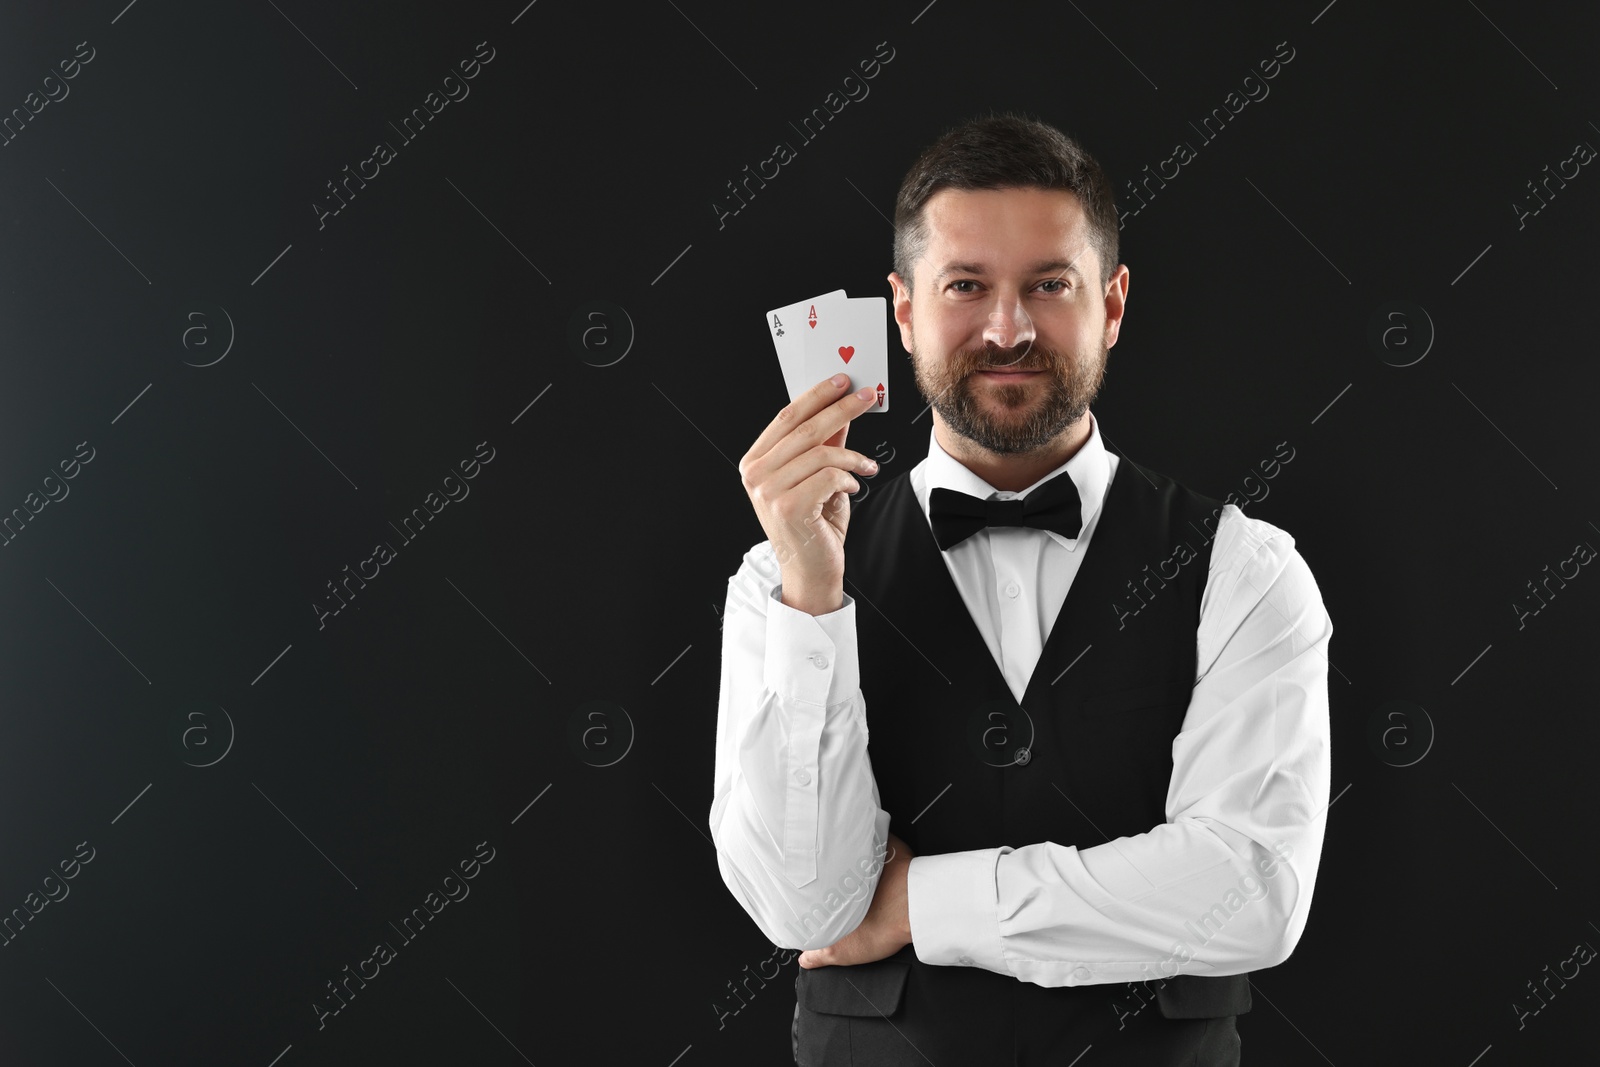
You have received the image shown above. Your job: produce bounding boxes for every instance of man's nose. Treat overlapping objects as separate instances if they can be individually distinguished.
[982,295,1035,355]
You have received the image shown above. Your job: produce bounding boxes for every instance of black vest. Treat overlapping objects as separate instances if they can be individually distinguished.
[793,454,1253,1066]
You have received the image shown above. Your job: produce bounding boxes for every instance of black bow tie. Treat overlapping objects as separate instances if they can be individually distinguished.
[928,471,1083,551]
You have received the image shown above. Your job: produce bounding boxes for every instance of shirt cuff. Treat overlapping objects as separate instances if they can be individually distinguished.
[763,585,859,708]
[907,848,1011,974]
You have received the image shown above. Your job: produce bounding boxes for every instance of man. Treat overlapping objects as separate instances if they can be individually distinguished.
[709,112,1332,1066]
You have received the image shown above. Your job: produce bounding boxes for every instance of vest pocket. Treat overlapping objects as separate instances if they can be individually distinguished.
[1081,680,1195,717]
[795,956,911,1015]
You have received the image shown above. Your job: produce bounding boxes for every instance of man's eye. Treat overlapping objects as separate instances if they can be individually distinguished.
[950,280,978,293]
[1038,279,1070,293]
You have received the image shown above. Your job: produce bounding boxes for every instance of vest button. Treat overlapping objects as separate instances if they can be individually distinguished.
[1071,966,1092,982]
[794,768,811,785]
[1005,581,1020,598]
[1014,746,1031,766]
[811,653,830,669]
[957,954,975,966]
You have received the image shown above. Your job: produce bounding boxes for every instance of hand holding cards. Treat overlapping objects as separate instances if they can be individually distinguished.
[738,370,883,617]
[765,291,890,412]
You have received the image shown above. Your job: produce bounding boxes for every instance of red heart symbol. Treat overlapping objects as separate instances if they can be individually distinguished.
[838,346,854,363]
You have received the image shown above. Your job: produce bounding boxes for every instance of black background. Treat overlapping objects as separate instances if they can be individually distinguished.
[0,1,1595,1064]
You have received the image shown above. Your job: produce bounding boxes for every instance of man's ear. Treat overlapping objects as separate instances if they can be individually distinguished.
[887,271,914,353]
[1103,264,1130,349]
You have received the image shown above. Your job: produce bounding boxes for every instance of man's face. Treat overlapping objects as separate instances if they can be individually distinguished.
[888,187,1128,456]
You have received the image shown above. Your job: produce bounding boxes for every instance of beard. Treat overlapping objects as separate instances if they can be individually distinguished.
[911,335,1108,455]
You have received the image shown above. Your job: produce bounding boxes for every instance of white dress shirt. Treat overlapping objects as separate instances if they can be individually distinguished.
[709,410,1333,987]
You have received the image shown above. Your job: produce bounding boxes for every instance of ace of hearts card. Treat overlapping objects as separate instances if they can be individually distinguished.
[800,294,890,412]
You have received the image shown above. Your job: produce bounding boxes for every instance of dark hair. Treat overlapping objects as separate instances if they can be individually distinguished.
[892,111,1119,293]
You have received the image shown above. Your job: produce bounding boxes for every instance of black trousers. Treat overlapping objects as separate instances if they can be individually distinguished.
[791,953,1245,1067]
[794,1005,1241,1066]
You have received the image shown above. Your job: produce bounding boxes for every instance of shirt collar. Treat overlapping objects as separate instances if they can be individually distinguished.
[909,409,1111,552]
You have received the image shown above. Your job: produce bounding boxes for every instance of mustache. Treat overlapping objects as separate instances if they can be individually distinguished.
[960,343,1055,374]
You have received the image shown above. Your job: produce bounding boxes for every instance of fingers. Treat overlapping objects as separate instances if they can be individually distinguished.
[769,444,874,502]
[742,375,876,481]
[784,466,860,526]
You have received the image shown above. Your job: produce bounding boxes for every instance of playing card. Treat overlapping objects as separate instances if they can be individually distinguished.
[766,289,845,402]
[802,295,889,412]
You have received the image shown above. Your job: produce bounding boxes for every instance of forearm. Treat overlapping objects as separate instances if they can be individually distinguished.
[908,809,1324,986]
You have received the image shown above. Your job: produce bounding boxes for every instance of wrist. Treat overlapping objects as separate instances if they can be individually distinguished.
[780,580,844,616]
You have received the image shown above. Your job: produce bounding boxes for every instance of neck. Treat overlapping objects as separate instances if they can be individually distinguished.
[935,414,1093,493]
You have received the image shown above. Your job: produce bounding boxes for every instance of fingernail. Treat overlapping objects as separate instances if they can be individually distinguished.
[856,385,874,400]
[830,373,848,388]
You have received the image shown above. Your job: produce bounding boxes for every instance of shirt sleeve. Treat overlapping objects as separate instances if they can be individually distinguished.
[709,539,894,951]
[905,506,1333,986]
